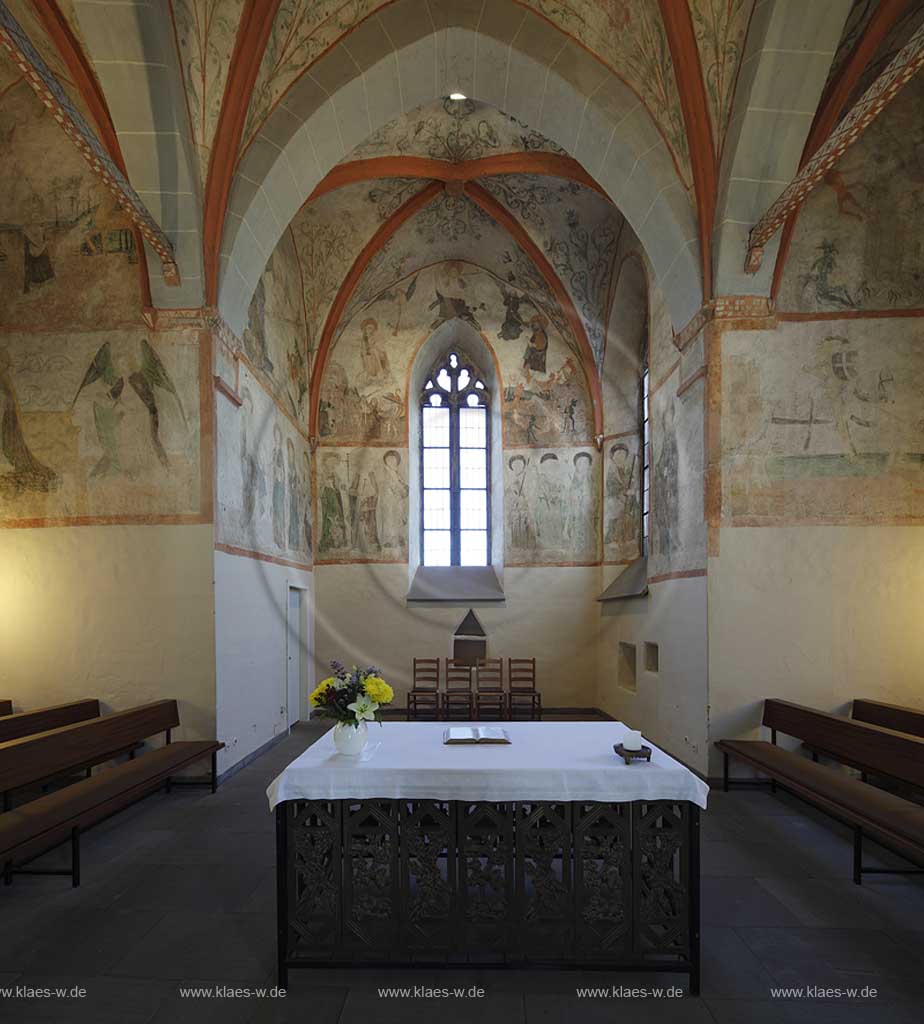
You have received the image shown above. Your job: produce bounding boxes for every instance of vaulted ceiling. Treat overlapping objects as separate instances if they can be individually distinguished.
[2,0,920,339]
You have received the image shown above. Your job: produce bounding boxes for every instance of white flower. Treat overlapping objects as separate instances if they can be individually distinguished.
[347,697,379,723]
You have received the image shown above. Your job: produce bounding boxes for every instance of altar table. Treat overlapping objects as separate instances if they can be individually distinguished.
[268,721,708,990]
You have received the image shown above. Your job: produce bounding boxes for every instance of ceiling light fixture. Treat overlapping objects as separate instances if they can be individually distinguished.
[449,92,467,101]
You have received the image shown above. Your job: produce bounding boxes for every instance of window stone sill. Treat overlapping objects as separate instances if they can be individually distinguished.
[597,557,648,601]
[407,566,505,602]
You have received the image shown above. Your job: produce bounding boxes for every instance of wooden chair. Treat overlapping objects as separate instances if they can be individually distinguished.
[443,659,475,720]
[475,658,505,720]
[508,658,541,720]
[407,658,441,721]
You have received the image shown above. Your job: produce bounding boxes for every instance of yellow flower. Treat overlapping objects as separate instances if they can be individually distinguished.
[363,676,393,706]
[310,677,336,707]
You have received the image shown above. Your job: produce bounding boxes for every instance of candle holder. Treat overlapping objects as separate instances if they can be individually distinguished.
[613,743,652,765]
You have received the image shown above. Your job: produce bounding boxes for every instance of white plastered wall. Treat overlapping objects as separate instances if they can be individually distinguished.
[0,524,216,741]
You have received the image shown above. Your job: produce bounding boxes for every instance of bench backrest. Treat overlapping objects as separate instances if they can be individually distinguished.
[763,698,924,789]
[0,700,11,717]
[853,699,924,740]
[0,700,179,792]
[0,699,100,744]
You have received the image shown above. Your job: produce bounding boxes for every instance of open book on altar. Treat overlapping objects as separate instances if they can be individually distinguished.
[443,726,511,745]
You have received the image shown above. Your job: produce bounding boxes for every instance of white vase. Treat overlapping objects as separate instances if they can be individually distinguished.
[333,720,368,756]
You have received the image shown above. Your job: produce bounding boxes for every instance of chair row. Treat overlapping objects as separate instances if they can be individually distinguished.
[408,657,541,721]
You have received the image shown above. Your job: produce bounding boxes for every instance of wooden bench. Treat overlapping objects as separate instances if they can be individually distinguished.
[0,699,145,810]
[0,699,101,744]
[0,700,11,717]
[0,700,223,887]
[803,698,924,787]
[716,699,924,884]
[853,699,924,738]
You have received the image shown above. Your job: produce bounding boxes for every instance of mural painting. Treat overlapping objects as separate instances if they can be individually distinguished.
[504,446,600,564]
[722,321,924,523]
[603,435,642,563]
[316,446,409,563]
[778,76,924,313]
[0,330,202,522]
[320,262,592,448]
[345,97,567,163]
[0,80,140,331]
[241,229,309,421]
[648,371,706,578]
[216,362,312,565]
[483,175,623,372]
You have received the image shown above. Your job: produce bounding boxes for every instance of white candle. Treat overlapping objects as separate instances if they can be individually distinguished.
[623,729,643,751]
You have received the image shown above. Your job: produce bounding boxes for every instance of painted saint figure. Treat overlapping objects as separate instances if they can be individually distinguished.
[0,347,58,497]
[356,472,381,553]
[523,313,549,376]
[287,439,301,551]
[605,444,639,549]
[508,455,536,551]
[566,451,596,556]
[271,425,286,550]
[319,462,346,551]
[379,450,409,552]
[536,452,563,548]
[359,318,390,384]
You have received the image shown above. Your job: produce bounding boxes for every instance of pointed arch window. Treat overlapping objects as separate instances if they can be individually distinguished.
[420,351,490,566]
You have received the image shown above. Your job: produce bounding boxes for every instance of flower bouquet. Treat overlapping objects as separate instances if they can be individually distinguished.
[310,660,394,755]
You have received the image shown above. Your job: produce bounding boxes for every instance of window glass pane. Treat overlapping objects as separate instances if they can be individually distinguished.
[423,489,451,530]
[643,488,649,514]
[428,393,443,406]
[460,530,487,566]
[459,447,486,488]
[459,406,486,448]
[423,447,450,489]
[460,489,487,529]
[458,367,470,390]
[424,530,452,566]
[423,406,450,447]
[436,367,451,391]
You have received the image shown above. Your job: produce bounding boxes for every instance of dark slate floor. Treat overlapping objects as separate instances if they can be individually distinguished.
[2,722,924,1023]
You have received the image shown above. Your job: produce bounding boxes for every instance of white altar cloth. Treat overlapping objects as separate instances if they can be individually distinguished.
[266,721,708,811]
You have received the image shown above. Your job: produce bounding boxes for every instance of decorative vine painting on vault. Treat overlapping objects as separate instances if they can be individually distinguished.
[0,330,202,522]
[777,76,924,313]
[316,446,409,563]
[504,446,600,564]
[722,320,924,523]
[344,97,566,163]
[216,362,313,565]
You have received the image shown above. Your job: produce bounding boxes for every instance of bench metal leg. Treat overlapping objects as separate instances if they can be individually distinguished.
[211,751,218,794]
[723,751,729,793]
[3,861,11,886]
[854,827,863,885]
[164,777,172,795]
[2,790,9,813]
[71,827,80,888]
[812,751,818,763]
